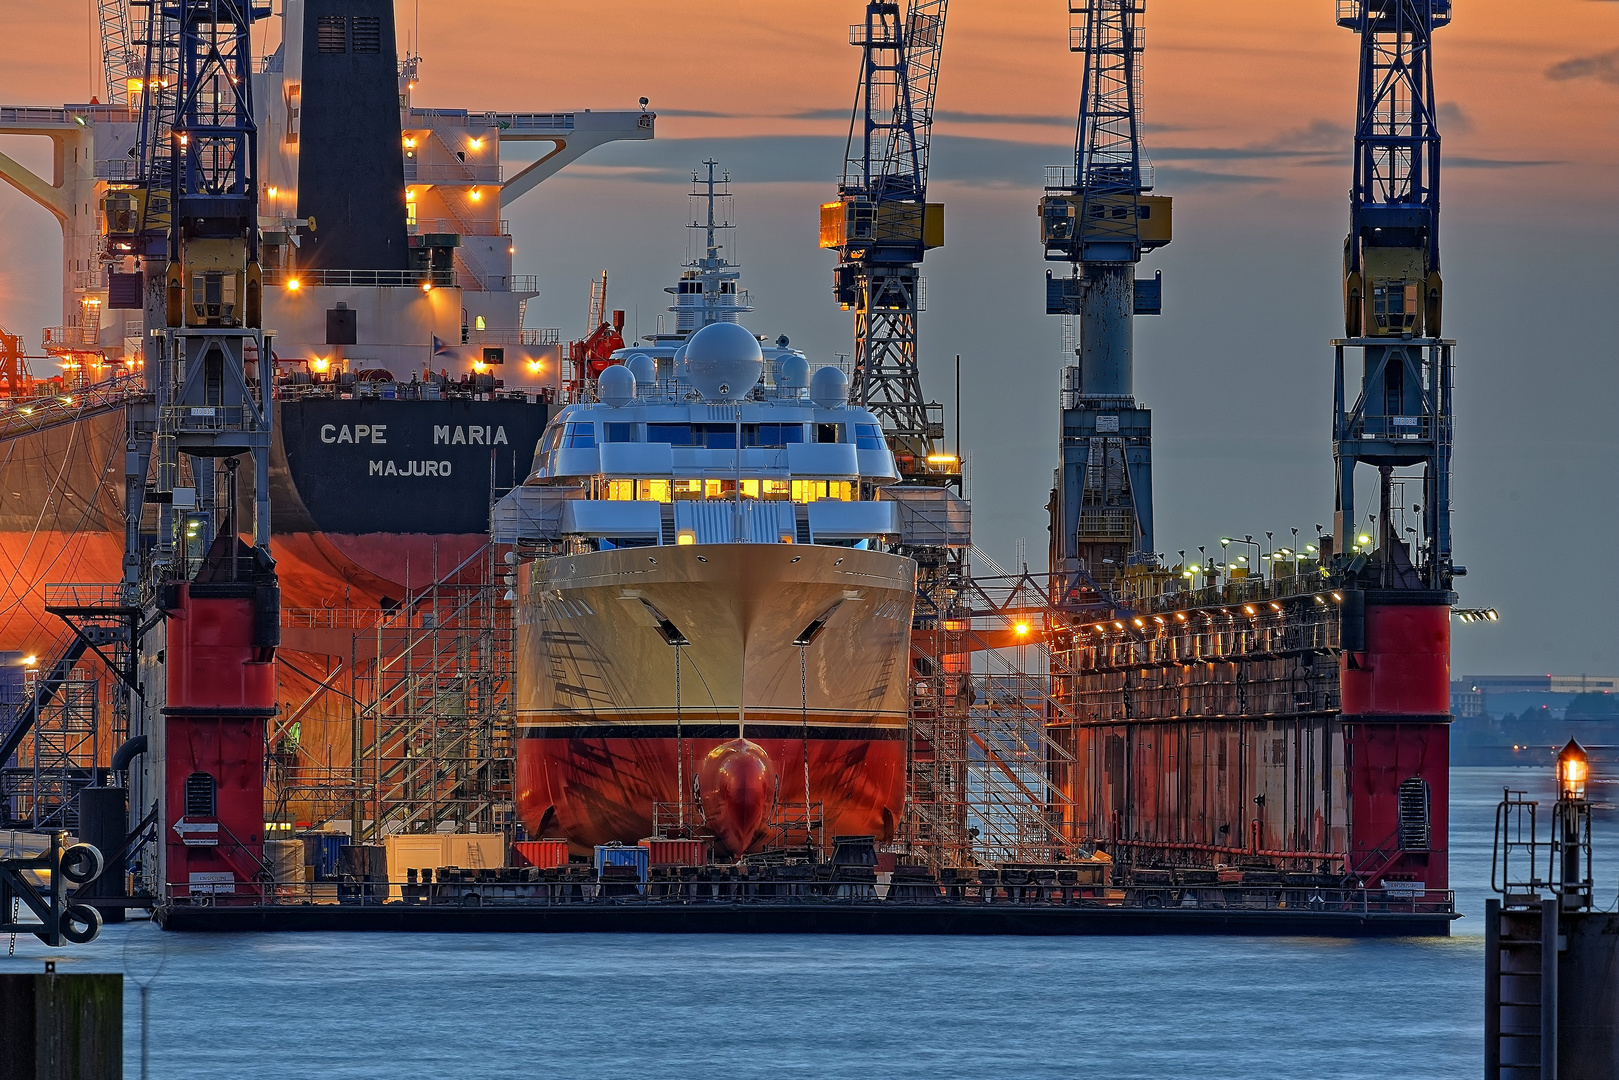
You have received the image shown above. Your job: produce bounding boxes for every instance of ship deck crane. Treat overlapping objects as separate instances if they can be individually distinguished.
[1042,0,1172,602]
[1333,0,1454,590]
[821,0,953,485]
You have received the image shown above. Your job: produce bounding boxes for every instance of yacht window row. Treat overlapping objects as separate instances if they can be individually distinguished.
[591,478,858,503]
[539,421,885,453]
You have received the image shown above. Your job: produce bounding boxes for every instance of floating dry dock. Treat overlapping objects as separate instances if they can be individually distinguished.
[153,867,1457,937]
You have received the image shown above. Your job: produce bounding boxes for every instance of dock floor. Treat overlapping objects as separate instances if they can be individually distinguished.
[155,900,1457,937]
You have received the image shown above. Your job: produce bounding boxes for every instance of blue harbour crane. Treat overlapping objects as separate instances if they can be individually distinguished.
[1333,0,1455,589]
[126,0,276,581]
[821,0,953,484]
[1041,0,1172,599]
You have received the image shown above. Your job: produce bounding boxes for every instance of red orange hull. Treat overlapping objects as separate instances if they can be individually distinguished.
[516,729,906,853]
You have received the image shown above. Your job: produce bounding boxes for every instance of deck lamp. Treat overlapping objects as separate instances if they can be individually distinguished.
[1557,739,1589,802]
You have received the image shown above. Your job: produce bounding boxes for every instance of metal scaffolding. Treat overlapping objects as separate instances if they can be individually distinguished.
[900,549,1087,871]
[267,546,516,842]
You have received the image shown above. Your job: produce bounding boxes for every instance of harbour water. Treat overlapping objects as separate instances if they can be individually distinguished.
[6,766,1612,1078]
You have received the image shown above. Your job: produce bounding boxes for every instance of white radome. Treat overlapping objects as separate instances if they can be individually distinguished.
[685,322,763,402]
[809,365,848,409]
[777,353,810,390]
[597,363,636,407]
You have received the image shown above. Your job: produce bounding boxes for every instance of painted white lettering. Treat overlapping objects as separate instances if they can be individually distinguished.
[320,424,336,443]
[452,428,466,445]
[470,427,485,446]
[434,425,449,444]
[384,460,397,476]
[493,426,508,446]
[354,424,369,442]
[337,426,353,444]
[369,461,382,476]
[440,461,451,476]
[371,424,386,444]
[425,461,439,476]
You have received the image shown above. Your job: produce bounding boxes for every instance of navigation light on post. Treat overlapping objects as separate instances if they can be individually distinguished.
[1557,739,1589,802]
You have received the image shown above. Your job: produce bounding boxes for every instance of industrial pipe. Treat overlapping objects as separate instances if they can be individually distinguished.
[110,734,147,775]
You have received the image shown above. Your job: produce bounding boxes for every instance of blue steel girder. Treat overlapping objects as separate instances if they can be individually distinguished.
[836,0,949,455]
[1342,0,1448,275]
[1335,342,1440,454]
[1045,0,1152,265]
[172,3,261,198]
[841,0,947,215]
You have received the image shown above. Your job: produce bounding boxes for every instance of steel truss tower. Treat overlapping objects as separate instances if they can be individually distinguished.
[822,0,953,483]
[1334,0,1454,588]
[1042,0,1171,599]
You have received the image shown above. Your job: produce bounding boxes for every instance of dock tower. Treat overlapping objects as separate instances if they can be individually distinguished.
[1041,0,1172,601]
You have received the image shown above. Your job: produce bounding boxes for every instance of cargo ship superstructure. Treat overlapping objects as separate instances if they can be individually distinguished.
[0,0,653,828]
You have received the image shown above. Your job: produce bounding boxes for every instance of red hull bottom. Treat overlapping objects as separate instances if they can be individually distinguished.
[516,732,906,855]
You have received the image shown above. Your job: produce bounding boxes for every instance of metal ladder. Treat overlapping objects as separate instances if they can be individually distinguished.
[1487,897,1559,1079]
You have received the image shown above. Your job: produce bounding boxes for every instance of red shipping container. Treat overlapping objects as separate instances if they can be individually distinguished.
[513,840,569,869]
[640,838,709,867]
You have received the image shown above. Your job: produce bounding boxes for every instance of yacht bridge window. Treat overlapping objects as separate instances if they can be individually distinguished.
[645,423,806,448]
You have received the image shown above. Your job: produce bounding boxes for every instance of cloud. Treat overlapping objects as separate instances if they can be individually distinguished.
[1546,48,1619,85]
[653,108,742,119]
[933,109,1072,128]
[1446,156,1561,169]
[1262,119,1346,153]
[1144,119,1344,167]
[1437,102,1475,135]
[1151,166,1275,187]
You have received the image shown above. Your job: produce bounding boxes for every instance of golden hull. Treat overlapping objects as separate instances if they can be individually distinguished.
[515,542,917,850]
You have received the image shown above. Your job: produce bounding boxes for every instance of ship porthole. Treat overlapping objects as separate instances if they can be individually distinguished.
[648,557,657,564]
[696,556,708,563]
[791,557,801,563]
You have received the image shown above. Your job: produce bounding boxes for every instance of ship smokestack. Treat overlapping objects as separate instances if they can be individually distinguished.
[297,0,409,271]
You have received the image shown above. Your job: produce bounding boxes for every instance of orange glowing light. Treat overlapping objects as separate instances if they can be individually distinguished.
[285,277,300,291]
[1558,739,1590,800]
[469,188,482,202]
[310,357,330,373]
[468,137,482,150]
[420,281,433,293]
[1014,622,1030,637]
[267,185,278,198]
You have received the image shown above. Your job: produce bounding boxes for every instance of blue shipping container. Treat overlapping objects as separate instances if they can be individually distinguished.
[593,844,649,882]
[313,835,350,880]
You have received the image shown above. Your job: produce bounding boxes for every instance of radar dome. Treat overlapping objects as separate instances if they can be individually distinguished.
[777,354,810,390]
[685,322,763,402]
[597,363,636,407]
[625,353,657,388]
[809,365,849,409]
[671,344,689,380]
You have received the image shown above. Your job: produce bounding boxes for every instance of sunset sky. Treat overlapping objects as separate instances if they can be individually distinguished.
[0,1,1616,674]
